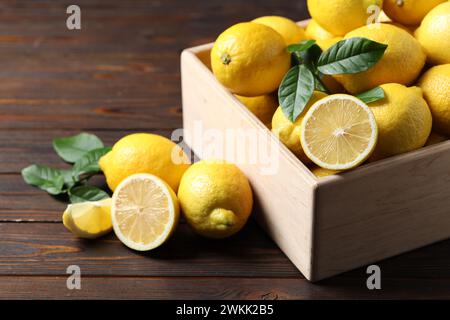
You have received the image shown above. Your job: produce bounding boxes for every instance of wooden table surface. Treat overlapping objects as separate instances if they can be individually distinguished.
[1,0,449,300]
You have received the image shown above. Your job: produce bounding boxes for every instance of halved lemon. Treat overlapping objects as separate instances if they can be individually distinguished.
[300,94,378,170]
[62,198,112,239]
[111,173,179,251]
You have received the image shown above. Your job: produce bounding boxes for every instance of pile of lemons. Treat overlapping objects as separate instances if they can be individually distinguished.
[63,133,253,251]
[62,1,450,251]
[210,0,450,176]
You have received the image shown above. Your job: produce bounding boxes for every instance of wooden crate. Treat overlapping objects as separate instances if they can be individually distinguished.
[180,21,450,282]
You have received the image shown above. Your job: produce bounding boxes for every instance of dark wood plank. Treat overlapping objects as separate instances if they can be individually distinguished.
[0,275,448,300]
[0,222,300,277]
[0,0,309,130]
[2,221,450,282]
[0,99,182,130]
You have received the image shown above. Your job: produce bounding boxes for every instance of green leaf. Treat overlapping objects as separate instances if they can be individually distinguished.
[53,133,104,163]
[317,37,388,75]
[21,164,65,195]
[60,169,76,188]
[290,43,330,94]
[69,186,109,203]
[278,64,315,122]
[287,40,317,54]
[356,86,385,104]
[72,147,112,180]
[294,43,323,69]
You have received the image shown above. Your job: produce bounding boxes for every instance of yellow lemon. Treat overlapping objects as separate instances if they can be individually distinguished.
[111,174,179,251]
[211,22,290,97]
[311,166,341,178]
[63,198,112,239]
[316,37,343,51]
[335,24,426,94]
[307,0,384,36]
[99,133,190,192]
[236,94,278,128]
[252,16,307,45]
[300,94,378,170]
[415,2,450,65]
[418,64,450,135]
[271,91,328,163]
[178,160,253,239]
[386,22,415,35]
[305,19,337,40]
[321,75,346,94]
[369,83,432,160]
[425,131,448,146]
[384,0,446,26]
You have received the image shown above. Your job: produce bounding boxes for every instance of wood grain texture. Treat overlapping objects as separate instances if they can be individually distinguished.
[2,276,450,300]
[3,221,450,281]
[2,0,450,299]
[0,0,309,131]
[0,129,176,174]
[0,222,299,277]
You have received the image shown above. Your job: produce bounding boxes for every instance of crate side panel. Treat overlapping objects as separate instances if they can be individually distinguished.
[313,144,450,280]
[181,50,316,279]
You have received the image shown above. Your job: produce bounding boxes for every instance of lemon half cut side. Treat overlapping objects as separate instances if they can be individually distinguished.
[62,198,112,239]
[300,94,378,171]
[111,173,179,251]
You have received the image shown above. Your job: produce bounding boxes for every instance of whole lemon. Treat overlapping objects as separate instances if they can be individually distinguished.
[384,0,446,26]
[178,160,253,239]
[307,0,383,36]
[415,2,450,65]
[305,19,337,40]
[369,83,432,160]
[335,24,426,94]
[386,22,415,35]
[99,133,190,192]
[211,22,290,97]
[271,91,327,163]
[252,16,307,45]
[235,94,278,128]
[418,64,450,135]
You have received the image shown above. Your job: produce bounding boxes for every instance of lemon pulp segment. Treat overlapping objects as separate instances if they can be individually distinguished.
[112,174,179,251]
